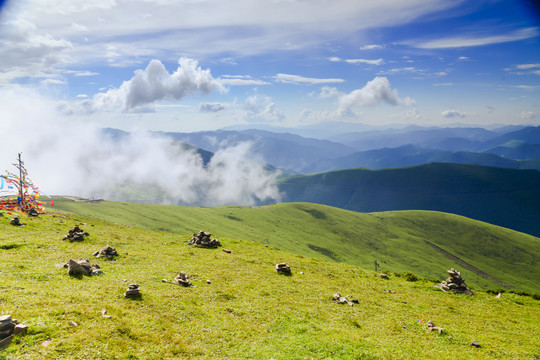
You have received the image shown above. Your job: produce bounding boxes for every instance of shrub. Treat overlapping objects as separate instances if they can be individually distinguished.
[401,272,418,282]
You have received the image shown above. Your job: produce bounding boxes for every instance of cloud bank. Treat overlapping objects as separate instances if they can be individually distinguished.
[0,88,280,206]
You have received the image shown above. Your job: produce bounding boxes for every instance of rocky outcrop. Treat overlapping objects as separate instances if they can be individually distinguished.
[188,230,222,248]
[437,268,473,294]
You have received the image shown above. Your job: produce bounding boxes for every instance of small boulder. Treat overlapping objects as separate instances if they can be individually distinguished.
[275,263,291,274]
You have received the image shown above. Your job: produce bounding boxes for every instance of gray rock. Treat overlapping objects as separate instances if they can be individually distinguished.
[471,340,481,348]
[13,324,28,335]
[68,259,84,276]
[0,334,13,349]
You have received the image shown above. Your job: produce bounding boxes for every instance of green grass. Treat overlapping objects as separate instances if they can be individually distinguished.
[51,198,540,293]
[1,209,539,359]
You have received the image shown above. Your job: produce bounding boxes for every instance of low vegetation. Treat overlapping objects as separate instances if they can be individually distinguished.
[52,198,540,293]
[1,209,539,359]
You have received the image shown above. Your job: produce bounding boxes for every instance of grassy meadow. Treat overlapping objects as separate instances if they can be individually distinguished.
[1,208,539,359]
[51,198,540,293]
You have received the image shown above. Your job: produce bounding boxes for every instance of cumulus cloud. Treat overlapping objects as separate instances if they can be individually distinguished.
[199,102,226,113]
[66,58,224,113]
[275,73,345,85]
[244,95,285,123]
[0,88,280,206]
[345,58,384,66]
[404,108,421,120]
[441,109,467,118]
[338,76,415,111]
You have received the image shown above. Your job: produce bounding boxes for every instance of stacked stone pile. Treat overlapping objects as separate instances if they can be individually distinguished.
[188,230,222,248]
[93,244,118,259]
[437,268,473,294]
[65,259,102,276]
[173,271,191,287]
[426,320,444,334]
[0,315,28,349]
[124,284,141,298]
[27,208,39,217]
[10,217,21,226]
[64,225,89,241]
[332,293,359,306]
[275,263,291,274]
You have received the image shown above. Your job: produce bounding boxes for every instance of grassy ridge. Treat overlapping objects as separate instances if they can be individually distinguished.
[279,163,540,237]
[1,209,539,359]
[51,198,540,293]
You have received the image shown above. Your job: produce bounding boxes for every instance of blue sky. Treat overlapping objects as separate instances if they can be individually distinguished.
[1,0,539,133]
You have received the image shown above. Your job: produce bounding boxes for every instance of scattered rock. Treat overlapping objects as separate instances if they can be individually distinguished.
[378,273,389,279]
[124,283,142,298]
[161,279,169,283]
[206,280,212,284]
[471,340,481,348]
[173,271,191,287]
[495,293,503,299]
[275,263,291,274]
[63,225,89,241]
[188,230,222,248]
[222,249,232,254]
[101,309,111,319]
[437,268,473,295]
[332,293,357,305]
[10,217,21,226]
[93,244,118,259]
[426,320,444,334]
[68,321,77,327]
[13,324,28,335]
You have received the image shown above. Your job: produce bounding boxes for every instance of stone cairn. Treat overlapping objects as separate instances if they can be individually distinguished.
[93,244,118,259]
[188,230,222,248]
[275,263,291,274]
[63,225,89,242]
[10,217,21,226]
[332,293,359,306]
[27,208,39,217]
[65,259,102,276]
[426,320,444,334]
[124,284,141,298]
[437,268,473,294]
[0,315,28,349]
[173,271,191,287]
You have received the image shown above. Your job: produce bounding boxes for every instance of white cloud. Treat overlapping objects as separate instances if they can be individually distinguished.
[458,56,469,60]
[409,27,538,49]
[41,78,66,85]
[516,63,540,70]
[345,58,384,66]
[244,95,285,123]
[0,88,280,206]
[200,102,227,113]
[67,58,225,112]
[275,73,345,85]
[433,83,453,86]
[338,76,415,111]
[360,44,384,50]
[520,111,537,120]
[404,108,421,120]
[378,67,418,75]
[328,57,341,62]
[0,0,462,82]
[441,109,466,118]
[218,77,270,86]
[319,86,340,99]
[76,94,88,98]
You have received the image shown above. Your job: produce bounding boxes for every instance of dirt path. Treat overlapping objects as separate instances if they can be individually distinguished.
[424,240,513,289]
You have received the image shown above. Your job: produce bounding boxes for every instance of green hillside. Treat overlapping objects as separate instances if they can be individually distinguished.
[51,198,540,293]
[1,208,540,359]
[279,163,540,237]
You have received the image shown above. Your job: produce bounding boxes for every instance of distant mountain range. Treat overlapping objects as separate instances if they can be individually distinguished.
[279,163,540,237]
[103,125,540,174]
